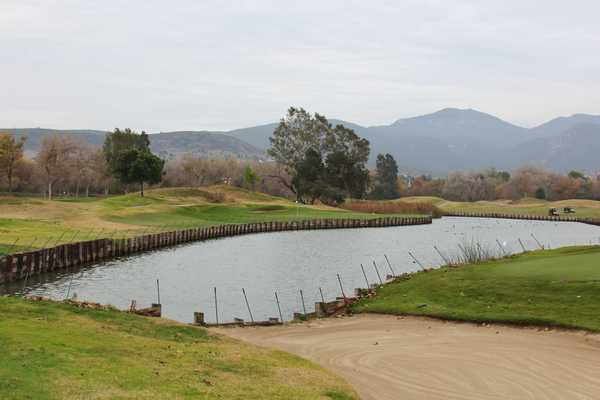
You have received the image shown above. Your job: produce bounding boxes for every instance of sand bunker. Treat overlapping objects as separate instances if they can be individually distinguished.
[217,314,600,400]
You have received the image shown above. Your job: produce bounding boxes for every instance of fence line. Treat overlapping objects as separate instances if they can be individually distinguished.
[0,216,432,284]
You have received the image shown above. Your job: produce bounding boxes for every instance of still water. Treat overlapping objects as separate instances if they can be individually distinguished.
[3,217,599,323]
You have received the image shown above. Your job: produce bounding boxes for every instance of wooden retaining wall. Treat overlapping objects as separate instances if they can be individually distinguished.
[0,216,432,284]
[445,211,600,226]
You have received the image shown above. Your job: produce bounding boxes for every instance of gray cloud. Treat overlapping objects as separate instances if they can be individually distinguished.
[1,0,599,131]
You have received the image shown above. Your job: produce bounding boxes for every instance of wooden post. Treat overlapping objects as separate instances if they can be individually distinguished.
[214,287,219,325]
[372,261,383,284]
[384,254,397,276]
[275,291,284,323]
[408,251,425,270]
[337,273,347,300]
[360,264,370,288]
[300,289,307,316]
[194,312,205,325]
[156,279,161,305]
[242,288,254,323]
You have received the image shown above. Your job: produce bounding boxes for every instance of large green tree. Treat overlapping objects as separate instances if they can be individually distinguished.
[103,128,150,173]
[371,153,400,200]
[0,134,26,193]
[113,149,164,196]
[268,107,370,203]
[103,129,162,196]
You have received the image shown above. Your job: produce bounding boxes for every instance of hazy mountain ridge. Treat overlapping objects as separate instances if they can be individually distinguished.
[229,109,600,174]
[1,128,267,161]
[503,123,600,172]
[4,109,600,174]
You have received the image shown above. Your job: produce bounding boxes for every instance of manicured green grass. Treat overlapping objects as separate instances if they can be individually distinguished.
[402,196,600,219]
[353,246,600,331]
[0,219,81,256]
[0,187,418,255]
[0,297,357,400]
[106,203,399,229]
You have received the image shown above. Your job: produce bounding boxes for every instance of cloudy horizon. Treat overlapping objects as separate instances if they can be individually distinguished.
[2,1,599,132]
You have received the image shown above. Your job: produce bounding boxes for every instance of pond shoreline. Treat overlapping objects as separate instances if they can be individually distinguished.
[0,216,431,284]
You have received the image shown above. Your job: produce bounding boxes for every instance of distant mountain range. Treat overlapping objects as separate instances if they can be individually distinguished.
[4,108,600,175]
[4,128,266,161]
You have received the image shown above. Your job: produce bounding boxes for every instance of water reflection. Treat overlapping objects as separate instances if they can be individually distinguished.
[3,217,599,323]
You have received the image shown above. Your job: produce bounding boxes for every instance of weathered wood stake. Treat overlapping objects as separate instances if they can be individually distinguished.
[337,273,347,300]
[433,246,450,264]
[242,288,254,323]
[496,239,508,256]
[156,279,161,305]
[300,289,307,315]
[372,261,383,284]
[360,264,370,288]
[408,251,425,270]
[531,233,544,250]
[384,254,397,276]
[214,287,219,325]
[275,291,283,322]
[518,238,527,253]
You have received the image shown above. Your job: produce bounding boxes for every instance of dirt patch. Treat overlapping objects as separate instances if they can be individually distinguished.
[217,314,600,400]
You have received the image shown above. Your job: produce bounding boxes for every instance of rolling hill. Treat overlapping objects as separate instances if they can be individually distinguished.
[230,109,600,175]
[2,128,266,161]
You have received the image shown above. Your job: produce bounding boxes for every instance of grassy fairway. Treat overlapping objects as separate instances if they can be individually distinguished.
[0,296,357,400]
[353,246,600,331]
[401,196,600,219]
[0,186,413,255]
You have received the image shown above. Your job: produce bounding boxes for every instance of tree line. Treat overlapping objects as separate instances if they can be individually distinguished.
[2,107,600,202]
[0,129,164,198]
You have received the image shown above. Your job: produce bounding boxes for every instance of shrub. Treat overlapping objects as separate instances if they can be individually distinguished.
[340,200,443,217]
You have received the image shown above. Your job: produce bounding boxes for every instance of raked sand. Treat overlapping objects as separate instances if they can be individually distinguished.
[215,314,600,400]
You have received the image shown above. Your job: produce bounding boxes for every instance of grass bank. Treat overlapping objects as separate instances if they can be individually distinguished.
[0,186,420,255]
[401,196,600,219]
[0,296,357,400]
[353,246,600,331]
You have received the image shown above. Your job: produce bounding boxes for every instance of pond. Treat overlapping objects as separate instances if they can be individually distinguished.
[3,217,599,324]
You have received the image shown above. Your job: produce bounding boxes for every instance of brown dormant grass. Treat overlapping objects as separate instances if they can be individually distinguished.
[341,200,443,217]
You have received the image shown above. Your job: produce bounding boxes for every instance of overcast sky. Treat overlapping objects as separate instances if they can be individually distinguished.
[1,1,599,132]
